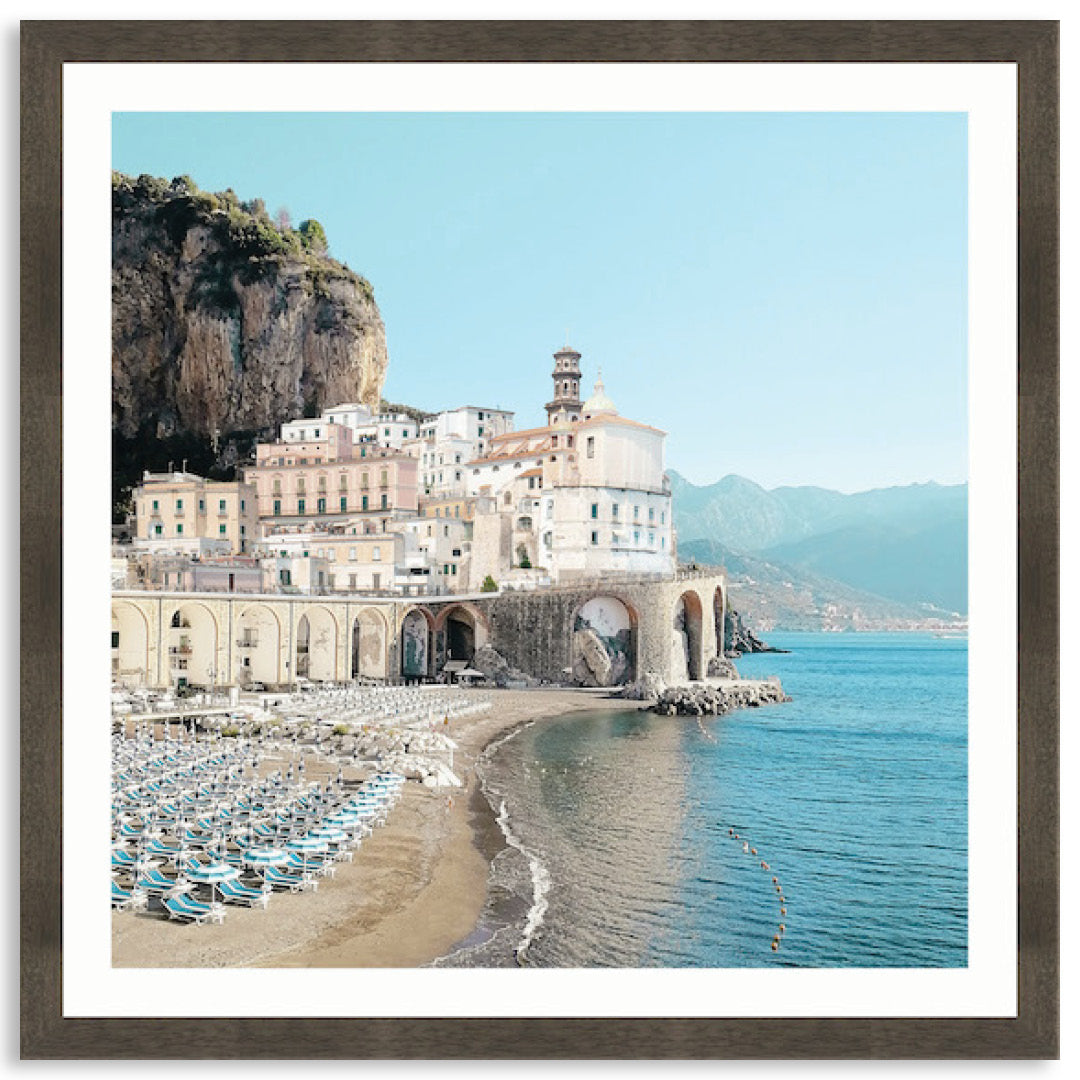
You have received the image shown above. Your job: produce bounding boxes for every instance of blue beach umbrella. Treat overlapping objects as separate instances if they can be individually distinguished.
[185,860,240,903]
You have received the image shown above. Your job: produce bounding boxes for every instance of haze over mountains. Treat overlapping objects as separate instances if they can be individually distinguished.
[671,472,967,629]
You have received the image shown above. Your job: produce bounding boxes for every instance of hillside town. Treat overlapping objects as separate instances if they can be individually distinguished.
[114,345,677,602]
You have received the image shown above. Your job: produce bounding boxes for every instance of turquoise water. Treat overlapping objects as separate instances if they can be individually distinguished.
[460,632,967,968]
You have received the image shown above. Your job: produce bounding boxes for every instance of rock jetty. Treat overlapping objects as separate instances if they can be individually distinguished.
[653,678,790,717]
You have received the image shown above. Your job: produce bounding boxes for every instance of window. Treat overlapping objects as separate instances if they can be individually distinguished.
[649,507,655,522]
[339,474,348,489]
[349,547,357,561]
[380,493,388,509]
[452,548,462,557]
[152,499,159,512]
[219,524,227,535]
[362,495,369,511]
[586,437,595,459]
[443,525,449,538]
[634,530,640,544]
[340,496,348,512]
[372,546,381,561]
[648,531,655,546]
[478,426,484,436]
[272,478,281,494]
[279,569,291,586]
[612,503,620,519]
[591,531,598,545]
[454,505,460,517]
[328,574,335,589]
[240,499,246,512]
[661,512,666,524]
[372,573,381,590]
[154,524,163,536]
[451,564,457,575]
[380,469,388,486]
[273,499,281,516]
[175,498,183,511]
[317,497,327,514]
[111,630,120,648]
[318,476,327,491]
[198,499,205,512]
[349,574,357,588]
[176,524,183,535]
[567,435,574,448]
[504,492,512,505]
[361,472,369,489]
[591,503,598,519]
[662,537,666,548]
[298,498,306,515]
[634,505,640,519]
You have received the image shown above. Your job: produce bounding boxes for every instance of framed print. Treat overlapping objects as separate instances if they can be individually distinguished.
[20,19,1058,1058]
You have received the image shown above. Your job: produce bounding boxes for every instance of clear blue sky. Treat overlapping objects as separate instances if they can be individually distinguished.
[113,111,967,493]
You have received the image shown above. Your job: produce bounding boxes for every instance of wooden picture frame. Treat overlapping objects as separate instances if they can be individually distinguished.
[20,19,1059,1059]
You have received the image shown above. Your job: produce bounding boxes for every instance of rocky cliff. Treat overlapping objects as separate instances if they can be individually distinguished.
[112,173,388,509]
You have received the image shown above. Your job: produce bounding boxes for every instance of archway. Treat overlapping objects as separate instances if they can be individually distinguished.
[672,591,704,682]
[400,608,434,681]
[236,606,282,688]
[167,602,218,690]
[112,602,149,688]
[352,610,386,680]
[298,606,338,682]
[572,596,636,687]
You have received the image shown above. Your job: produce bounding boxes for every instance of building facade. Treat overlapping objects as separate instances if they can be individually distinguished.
[133,471,260,554]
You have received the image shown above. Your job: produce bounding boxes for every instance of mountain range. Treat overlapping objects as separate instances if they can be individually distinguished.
[671,472,967,628]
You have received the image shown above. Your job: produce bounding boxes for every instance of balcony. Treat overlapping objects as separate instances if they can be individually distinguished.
[237,639,259,649]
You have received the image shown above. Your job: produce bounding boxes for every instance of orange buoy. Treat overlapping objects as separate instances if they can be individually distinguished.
[751,848,758,856]
[780,906,787,916]
[771,940,779,951]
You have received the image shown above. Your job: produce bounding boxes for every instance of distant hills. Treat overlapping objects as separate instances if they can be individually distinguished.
[671,472,967,629]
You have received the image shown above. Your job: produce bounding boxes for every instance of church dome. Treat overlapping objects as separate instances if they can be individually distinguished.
[582,372,617,417]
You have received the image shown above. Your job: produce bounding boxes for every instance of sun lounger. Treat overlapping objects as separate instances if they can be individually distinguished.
[218,880,271,909]
[262,866,317,892]
[162,894,223,925]
[284,853,336,878]
[111,880,147,911]
[136,869,188,895]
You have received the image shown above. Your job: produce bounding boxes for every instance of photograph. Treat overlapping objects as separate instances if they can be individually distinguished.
[107,108,970,971]
[19,15,1058,1060]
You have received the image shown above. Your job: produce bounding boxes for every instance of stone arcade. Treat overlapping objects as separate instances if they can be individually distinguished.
[111,568,726,691]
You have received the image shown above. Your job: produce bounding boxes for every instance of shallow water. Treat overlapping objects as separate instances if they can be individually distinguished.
[442,632,967,968]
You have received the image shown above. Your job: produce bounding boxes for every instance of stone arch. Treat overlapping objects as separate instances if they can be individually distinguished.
[296,605,338,682]
[672,590,705,682]
[166,601,219,689]
[352,608,387,680]
[112,601,149,687]
[400,607,435,681]
[572,595,638,687]
[236,605,282,688]
[435,602,490,663]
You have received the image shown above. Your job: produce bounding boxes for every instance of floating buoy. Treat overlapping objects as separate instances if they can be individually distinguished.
[751,848,758,856]
[779,923,786,933]
[728,828,734,837]
[760,861,768,869]
[780,906,787,916]
[771,939,779,951]
[772,877,778,884]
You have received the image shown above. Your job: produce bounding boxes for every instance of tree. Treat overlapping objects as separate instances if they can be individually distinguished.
[480,575,498,593]
[275,206,292,232]
[299,218,328,254]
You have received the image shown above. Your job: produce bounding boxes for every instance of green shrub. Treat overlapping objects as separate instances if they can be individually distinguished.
[481,575,498,593]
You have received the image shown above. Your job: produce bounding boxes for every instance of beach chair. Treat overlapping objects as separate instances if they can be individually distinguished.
[218,879,271,909]
[111,880,147,912]
[162,894,222,926]
[136,869,187,895]
[262,866,317,893]
[284,853,336,879]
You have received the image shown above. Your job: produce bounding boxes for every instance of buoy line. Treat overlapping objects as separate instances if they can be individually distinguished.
[728,825,788,953]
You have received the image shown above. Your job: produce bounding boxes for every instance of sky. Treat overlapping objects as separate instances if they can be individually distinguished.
[113,111,967,493]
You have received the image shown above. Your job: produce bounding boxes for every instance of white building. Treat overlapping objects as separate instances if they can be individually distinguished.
[411,406,515,496]
[466,347,674,586]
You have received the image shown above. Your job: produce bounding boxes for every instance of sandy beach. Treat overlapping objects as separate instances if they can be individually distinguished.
[112,686,641,968]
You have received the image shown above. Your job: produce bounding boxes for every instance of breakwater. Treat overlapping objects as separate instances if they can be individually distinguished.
[653,678,790,717]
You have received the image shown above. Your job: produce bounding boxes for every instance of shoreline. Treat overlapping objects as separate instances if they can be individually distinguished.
[111,687,639,969]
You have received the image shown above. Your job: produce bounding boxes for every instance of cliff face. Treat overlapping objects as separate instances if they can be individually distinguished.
[112,173,388,445]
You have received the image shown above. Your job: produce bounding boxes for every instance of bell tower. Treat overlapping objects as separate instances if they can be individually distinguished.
[546,345,583,425]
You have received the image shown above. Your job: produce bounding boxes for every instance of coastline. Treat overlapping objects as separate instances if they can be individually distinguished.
[111,687,639,969]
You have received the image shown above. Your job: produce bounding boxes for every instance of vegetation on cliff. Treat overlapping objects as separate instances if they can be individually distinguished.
[112,172,389,519]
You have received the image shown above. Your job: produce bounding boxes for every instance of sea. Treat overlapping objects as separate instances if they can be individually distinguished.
[438,631,968,969]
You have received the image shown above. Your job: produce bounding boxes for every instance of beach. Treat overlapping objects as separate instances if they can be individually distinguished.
[112,686,641,968]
